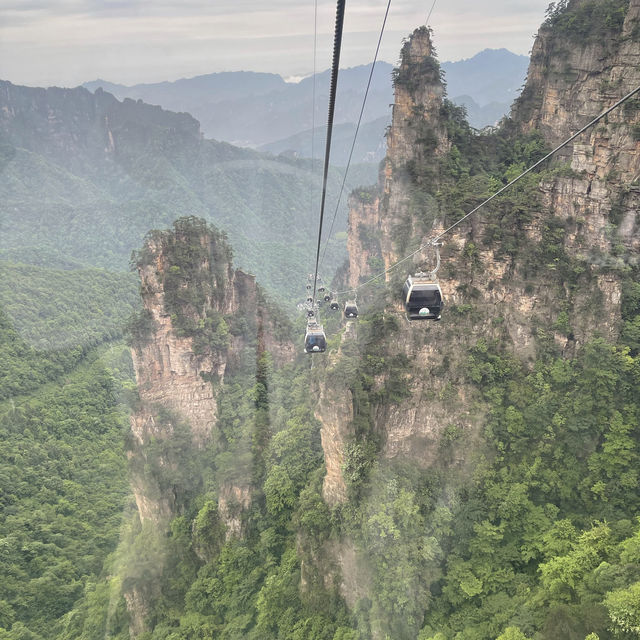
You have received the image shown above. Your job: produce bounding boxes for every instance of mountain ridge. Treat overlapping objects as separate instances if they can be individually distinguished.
[80,49,529,147]
[0,79,368,303]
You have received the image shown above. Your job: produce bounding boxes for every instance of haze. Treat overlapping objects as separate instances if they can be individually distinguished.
[1,0,551,87]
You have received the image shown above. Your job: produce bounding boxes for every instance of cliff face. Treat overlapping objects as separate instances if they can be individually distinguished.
[345,27,450,287]
[515,0,640,262]
[322,27,462,516]
[316,2,640,629]
[125,217,294,632]
[0,81,201,175]
[328,0,640,490]
[129,217,293,524]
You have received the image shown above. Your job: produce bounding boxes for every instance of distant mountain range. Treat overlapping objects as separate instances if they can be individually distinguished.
[83,49,529,163]
[0,81,375,304]
[85,65,393,151]
[440,48,529,108]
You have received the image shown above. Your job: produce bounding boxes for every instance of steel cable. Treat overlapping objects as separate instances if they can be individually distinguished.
[311,0,346,303]
[318,0,392,273]
[333,82,640,296]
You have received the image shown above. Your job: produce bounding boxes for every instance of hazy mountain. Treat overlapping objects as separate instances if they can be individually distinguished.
[451,94,512,129]
[83,49,528,156]
[258,116,390,165]
[0,81,374,303]
[84,64,395,147]
[442,47,529,117]
[83,71,286,108]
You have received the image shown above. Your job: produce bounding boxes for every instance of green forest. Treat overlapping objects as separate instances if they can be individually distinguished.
[0,306,133,638]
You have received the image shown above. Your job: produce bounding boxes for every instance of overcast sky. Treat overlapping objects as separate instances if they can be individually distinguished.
[0,0,551,88]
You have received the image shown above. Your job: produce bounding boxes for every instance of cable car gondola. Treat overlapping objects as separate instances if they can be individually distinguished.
[330,299,339,311]
[323,293,331,302]
[403,275,443,320]
[344,301,358,318]
[304,322,327,353]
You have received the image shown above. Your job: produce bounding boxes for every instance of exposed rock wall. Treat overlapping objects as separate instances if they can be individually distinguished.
[331,0,640,483]
[516,0,640,338]
[129,220,292,524]
[130,226,245,523]
[325,26,462,508]
[346,192,381,290]
[0,81,201,174]
[315,322,357,504]
[125,218,294,631]
[316,3,640,622]
[131,260,221,452]
[342,28,450,292]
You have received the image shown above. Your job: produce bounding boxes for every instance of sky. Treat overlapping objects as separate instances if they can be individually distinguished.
[0,0,552,88]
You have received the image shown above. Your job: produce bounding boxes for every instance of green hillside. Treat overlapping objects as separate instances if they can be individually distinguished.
[0,262,138,351]
[0,304,133,638]
[0,82,376,305]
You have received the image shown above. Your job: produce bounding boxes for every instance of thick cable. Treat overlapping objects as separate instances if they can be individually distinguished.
[318,0,392,272]
[426,0,437,25]
[307,0,319,299]
[333,82,640,295]
[311,0,318,185]
[312,0,346,303]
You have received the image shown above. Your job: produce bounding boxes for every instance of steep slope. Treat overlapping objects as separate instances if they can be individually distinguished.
[310,2,640,637]
[128,217,294,520]
[328,2,640,488]
[122,217,297,631]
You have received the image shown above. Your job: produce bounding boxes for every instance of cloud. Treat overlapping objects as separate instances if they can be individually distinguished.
[0,0,550,86]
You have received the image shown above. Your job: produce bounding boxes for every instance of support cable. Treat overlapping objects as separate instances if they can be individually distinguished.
[307,0,318,297]
[426,0,437,26]
[310,0,318,185]
[318,0,392,272]
[311,0,346,304]
[333,82,640,296]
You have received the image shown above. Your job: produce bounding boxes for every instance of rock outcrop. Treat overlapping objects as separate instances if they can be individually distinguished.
[125,217,294,632]
[326,0,640,493]
[129,217,293,523]
[315,2,640,627]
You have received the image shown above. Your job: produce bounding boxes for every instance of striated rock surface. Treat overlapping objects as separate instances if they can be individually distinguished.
[315,322,357,505]
[125,217,294,631]
[315,3,640,625]
[328,0,640,485]
[129,217,293,523]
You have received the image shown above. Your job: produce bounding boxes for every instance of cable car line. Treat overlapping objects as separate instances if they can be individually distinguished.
[310,0,319,192]
[308,0,319,297]
[304,0,346,354]
[426,0,437,26]
[318,0,393,272]
[311,0,346,305]
[332,82,640,297]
